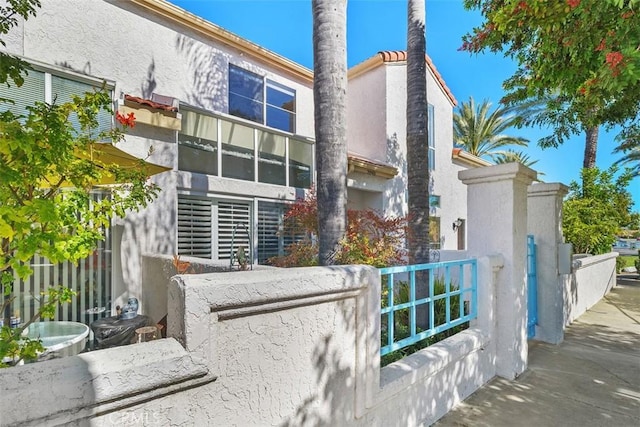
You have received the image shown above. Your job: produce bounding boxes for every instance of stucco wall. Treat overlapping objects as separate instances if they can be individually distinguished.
[566,252,618,324]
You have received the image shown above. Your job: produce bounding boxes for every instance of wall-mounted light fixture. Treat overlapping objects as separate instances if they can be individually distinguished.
[452,218,464,232]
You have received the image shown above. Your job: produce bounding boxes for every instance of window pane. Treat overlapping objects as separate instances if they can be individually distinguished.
[229,64,263,124]
[266,81,295,133]
[0,69,45,119]
[178,134,218,175]
[428,104,435,171]
[221,120,255,181]
[289,139,312,188]
[51,75,111,135]
[258,131,286,185]
[181,109,217,140]
[267,84,295,112]
[258,201,306,264]
[266,105,295,133]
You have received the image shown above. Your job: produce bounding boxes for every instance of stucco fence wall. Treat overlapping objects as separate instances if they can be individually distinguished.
[0,260,506,426]
[565,252,618,325]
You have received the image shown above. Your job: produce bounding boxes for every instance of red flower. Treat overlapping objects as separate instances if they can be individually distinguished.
[116,111,136,128]
[595,39,606,52]
[605,51,624,69]
[566,0,580,8]
[622,10,634,19]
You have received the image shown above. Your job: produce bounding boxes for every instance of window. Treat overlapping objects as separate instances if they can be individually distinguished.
[228,64,296,133]
[177,108,313,189]
[428,103,435,171]
[177,196,305,263]
[221,121,255,181]
[177,196,251,261]
[0,68,111,133]
[178,110,218,176]
[289,138,313,188]
[429,216,441,249]
[258,131,286,186]
[257,201,306,263]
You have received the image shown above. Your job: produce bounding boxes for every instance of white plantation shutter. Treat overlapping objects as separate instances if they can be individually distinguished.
[216,200,251,261]
[258,201,282,263]
[177,196,213,258]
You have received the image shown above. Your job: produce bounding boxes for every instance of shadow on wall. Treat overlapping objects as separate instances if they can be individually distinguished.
[175,34,228,112]
[279,266,490,425]
[386,133,407,217]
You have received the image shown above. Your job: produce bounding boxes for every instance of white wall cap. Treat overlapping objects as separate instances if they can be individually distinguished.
[459,163,538,186]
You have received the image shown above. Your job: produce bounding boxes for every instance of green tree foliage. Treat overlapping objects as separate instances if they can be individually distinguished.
[0,0,40,88]
[461,0,640,164]
[453,97,530,161]
[0,90,159,366]
[613,137,639,177]
[0,0,159,365]
[563,166,637,254]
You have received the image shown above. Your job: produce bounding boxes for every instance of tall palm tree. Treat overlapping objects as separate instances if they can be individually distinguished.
[312,0,348,266]
[406,0,430,265]
[453,97,529,161]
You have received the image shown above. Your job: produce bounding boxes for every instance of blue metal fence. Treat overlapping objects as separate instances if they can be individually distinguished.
[379,259,478,356]
[527,235,538,339]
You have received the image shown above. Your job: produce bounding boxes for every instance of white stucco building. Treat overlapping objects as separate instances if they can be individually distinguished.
[1,0,487,328]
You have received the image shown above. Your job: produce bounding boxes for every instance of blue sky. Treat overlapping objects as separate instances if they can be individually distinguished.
[169,0,639,210]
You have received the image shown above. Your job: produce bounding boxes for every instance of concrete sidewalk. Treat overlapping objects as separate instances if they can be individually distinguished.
[436,278,640,427]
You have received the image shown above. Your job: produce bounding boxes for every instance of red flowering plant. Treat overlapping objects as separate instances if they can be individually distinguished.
[268,189,407,268]
[115,111,136,128]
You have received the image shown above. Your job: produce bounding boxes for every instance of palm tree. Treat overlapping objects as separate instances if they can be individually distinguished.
[613,138,640,178]
[453,97,529,161]
[493,149,544,177]
[406,0,430,265]
[312,0,348,266]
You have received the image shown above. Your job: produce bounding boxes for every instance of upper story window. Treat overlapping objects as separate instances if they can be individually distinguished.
[228,64,296,133]
[428,103,435,171]
[0,67,112,134]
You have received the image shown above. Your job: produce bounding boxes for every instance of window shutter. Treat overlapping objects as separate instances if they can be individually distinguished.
[0,69,45,118]
[216,200,251,261]
[177,196,212,258]
[51,75,112,135]
[258,201,283,263]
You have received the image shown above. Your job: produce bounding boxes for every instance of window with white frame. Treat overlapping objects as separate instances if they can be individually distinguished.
[428,103,435,171]
[228,64,296,133]
[177,195,305,263]
[178,108,313,188]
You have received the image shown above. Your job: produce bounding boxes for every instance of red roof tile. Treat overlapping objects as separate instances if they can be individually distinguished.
[378,51,457,106]
[124,94,178,112]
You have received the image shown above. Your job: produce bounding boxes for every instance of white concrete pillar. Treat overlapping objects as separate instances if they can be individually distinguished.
[459,163,537,380]
[527,183,569,344]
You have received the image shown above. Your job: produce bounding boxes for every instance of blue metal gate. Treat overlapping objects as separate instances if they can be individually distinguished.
[527,235,538,339]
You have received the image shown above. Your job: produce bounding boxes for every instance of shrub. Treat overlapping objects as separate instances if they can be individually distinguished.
[268,190,406,268]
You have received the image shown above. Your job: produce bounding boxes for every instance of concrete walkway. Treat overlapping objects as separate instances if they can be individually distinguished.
[436,277,640,427]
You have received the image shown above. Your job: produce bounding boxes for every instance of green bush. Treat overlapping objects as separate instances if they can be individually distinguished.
[380,276,469,366]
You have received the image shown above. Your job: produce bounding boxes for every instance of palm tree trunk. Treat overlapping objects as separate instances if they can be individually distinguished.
[407,0,430,328]
[583,126,598,169]
[312,0,348,266]
[407,0,430,265]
